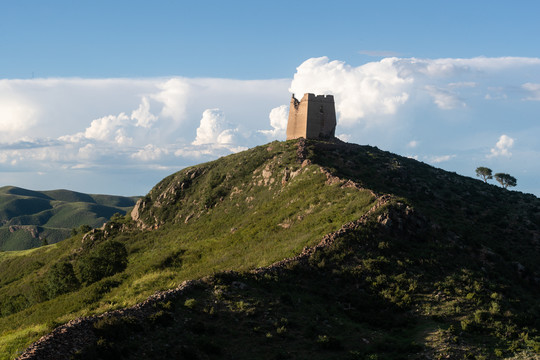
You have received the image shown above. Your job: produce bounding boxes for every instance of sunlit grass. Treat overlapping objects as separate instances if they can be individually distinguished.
[0,324,48,360]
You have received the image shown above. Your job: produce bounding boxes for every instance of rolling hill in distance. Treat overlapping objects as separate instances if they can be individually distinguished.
[0,186,139,251]
[1,139,539,359]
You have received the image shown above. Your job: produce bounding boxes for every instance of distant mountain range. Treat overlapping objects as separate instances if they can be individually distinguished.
[0,186,138,251]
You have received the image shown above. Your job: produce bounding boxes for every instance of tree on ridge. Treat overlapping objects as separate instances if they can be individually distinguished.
[475,167,493,183]
[494,173,517,189]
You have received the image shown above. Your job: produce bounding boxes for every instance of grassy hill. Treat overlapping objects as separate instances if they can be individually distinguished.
[0,187,139,251]
[1,139,539,359]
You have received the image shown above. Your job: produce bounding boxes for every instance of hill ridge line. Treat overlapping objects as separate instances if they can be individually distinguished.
[17,194,393,359]
[16,142,393,359]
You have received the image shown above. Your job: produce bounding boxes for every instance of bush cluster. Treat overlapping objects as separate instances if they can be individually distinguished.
[78,240,128,284]
[46,261,80,298]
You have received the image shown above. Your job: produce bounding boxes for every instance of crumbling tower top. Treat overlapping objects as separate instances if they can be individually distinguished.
[286,93,336,140]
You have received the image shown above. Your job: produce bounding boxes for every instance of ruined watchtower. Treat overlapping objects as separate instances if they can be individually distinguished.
[286,93,336,140]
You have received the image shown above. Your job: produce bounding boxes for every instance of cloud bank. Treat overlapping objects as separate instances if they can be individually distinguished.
[289,56,540,128]
[1,56,539,195]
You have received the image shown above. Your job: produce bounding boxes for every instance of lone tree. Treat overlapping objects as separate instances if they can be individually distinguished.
[475,167,493,183]
[78,240,128,284]
[46,261,80,298]
[494,173,517,189]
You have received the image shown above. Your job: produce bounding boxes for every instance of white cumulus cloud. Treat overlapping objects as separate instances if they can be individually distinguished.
[152,78,189,122]
[84,113,130,142]
[260,105,288,139]
[290,56,411,126]
[193,109,238,146]
[78,143,97,160]
[60,96,162,147]
[131,97,157,128]
[489,134,514,157]
[131,144,168,161]
[114,128,133,146]
[289,56,540,130]
[0,97,38,140]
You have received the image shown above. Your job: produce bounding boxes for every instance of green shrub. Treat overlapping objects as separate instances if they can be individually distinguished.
[461,319,472,331]
[474,310,489,323]
[276,325,287,336]
[71,224,92,237]
[148,310,174,327]
[46,261,80,298]
[78,241,128,284]
[184,298,198,309]
[0,294,28,316]
[316,334,342,350]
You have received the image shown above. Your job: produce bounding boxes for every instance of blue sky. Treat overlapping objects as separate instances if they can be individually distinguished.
[4,1,540,79]
[1,1,540,196]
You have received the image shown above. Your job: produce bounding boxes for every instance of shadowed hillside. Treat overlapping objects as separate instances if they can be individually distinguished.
[0,187,139,251]
[1,139,539,359]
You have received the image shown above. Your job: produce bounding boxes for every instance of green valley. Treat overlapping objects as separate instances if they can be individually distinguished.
[0,187,138,251]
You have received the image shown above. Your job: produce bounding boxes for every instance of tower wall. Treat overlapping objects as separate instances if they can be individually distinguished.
[286,93,336,140]
[286,95,308,140]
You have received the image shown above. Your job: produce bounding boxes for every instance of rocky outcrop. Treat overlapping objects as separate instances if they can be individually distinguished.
[81,219,131,247]
[130,167,205,230]
[8,225,40,238]
[129,198,145,226]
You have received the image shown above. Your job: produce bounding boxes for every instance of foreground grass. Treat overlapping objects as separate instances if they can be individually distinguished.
[0,324,48,358]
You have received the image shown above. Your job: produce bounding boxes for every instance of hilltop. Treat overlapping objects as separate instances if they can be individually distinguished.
[1,139,539,359]
[0,187,138,251]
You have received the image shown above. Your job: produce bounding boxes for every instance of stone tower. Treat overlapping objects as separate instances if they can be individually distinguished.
[286,93,336,140]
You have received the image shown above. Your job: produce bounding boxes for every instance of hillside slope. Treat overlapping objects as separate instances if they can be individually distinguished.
[0,187,138,251]
[2,139,539,359]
